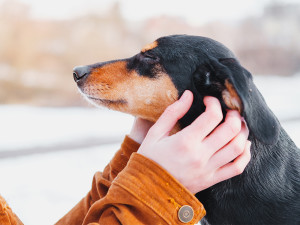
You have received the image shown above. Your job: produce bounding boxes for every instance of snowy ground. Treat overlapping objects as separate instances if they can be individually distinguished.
[0,107,134,153]
[0,75,300,225]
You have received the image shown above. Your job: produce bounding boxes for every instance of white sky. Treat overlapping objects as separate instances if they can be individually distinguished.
[9,0,300,25]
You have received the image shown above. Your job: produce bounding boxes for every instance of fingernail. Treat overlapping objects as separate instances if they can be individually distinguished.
[241,117,247,127]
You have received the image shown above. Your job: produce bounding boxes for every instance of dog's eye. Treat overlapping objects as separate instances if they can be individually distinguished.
[141,53,159,63]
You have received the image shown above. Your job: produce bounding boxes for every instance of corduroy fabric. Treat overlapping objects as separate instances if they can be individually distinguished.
[0,196,23,225]
[0,136,206,225]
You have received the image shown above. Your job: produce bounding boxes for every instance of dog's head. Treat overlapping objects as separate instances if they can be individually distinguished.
[73,35,279,145]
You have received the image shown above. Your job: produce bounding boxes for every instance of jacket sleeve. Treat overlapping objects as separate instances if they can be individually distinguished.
[0,196,24,225]
[56,135,141,225]
[57,136,206,225]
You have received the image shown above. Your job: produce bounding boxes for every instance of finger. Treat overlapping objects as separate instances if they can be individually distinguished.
[202,110,242,155]
[209,122,249,169]
[181,96,223,140]
[148,90,193,139]
[213,140,251,184]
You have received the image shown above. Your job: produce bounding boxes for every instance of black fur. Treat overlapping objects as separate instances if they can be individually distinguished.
[135,35,300,225]
[79,34,300,224]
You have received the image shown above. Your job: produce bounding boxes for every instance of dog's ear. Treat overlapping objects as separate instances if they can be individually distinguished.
[193,57,279,145]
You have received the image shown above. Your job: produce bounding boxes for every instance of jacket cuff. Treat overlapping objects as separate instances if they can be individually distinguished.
[121,135,141,158]
[113,153,206,224]
[108,135,141,178]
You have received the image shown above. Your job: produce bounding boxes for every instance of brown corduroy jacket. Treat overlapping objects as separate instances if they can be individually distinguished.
[0,136,206,225]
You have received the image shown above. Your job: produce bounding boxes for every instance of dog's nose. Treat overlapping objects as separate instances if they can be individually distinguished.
[73,66,90,82]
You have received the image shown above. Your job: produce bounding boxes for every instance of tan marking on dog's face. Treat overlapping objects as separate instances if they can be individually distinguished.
[222,80,242,113]
[79,61,178,123]
[141,41,158,53]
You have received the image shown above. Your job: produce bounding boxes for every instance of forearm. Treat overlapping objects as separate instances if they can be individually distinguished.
[56,136,140,225]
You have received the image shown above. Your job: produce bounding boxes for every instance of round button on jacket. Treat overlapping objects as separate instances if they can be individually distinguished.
[178,205,194,223]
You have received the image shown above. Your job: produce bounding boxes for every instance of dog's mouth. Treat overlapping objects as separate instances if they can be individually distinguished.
[87,96,127,105]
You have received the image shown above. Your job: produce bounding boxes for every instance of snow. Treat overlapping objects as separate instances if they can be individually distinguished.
[0,107,134,151]
[0,75,299,225]
[0,144,118,224]
[254,75,300,121]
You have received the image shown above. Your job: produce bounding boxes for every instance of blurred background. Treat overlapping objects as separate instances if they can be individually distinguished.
[0,0,299,224]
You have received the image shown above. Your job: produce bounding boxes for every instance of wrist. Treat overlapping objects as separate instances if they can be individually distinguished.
[129,118,153,144]
[128,130,145,144]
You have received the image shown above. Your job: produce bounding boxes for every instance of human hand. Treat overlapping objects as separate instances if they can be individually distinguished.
[137,90,251,194]
[129,117,154,144]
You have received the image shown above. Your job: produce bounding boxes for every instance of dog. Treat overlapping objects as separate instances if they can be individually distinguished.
[73,35,300,225]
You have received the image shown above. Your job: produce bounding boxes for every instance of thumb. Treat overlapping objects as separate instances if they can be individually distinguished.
[150,90,193,138]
